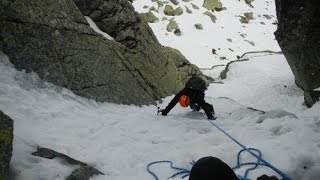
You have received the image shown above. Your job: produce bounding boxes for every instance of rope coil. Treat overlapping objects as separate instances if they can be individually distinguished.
[146,118,292,180]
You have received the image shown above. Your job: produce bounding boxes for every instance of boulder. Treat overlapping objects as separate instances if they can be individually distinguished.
[164,5,175,16]
[32,147,104,180]
[167,19,179,32]
[0,0,211,106]
[204,11,217,23]
[195,23,203,30]
[142,11,159,23]
[240,12,253,23]
[174,7,184,16]
[66,166,104,180]
[0,110,14,180]
[274,0,320,107]
[174,29,182,36]
[170,0,179,5]
[185,6,192,14]
[203,0,223,11]
[244,0,254,7]
[191,3,199,10]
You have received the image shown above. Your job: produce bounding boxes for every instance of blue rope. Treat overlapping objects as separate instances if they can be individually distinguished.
[146,160,191,180]
[146,119,292,180]
[233,148,262,179]
[206,119,292,180]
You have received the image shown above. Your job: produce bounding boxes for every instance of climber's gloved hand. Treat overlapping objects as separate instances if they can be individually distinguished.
[161,109,168,116]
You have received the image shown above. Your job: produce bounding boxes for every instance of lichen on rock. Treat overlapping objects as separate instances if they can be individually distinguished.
[204,11,217,23]
[203,0,223,11]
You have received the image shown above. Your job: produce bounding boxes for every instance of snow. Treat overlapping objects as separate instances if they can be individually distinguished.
[85,16,114,41]
[133,0,280,68]
[0,0,319,180]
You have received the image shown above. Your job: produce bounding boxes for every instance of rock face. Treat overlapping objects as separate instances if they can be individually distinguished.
[0,110,14,179]
[0,0,210,106]
[274,0,320,107]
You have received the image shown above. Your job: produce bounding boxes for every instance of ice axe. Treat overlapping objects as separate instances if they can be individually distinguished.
[157,107,163,115]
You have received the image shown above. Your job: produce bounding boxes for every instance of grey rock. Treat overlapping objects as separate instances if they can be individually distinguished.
[142,11,159,23]
[274,0,320,107]
[212,49,216,55]
[195,23,203,30]
[185,6,192,14]
[304,91,320,108]
[244,0,254,7]
[240,12,253,23]
[32,147,104,180]
[244,0,254,3]
[149,6,158,13]
[204,11,217,23]
[167,19,179,32]
[263,14,273,20]
[164,4,175,16]
[0,110,14,180]
[174,28,181,36]
[244,40,255,46]
[174,7,183,16]
[66,165,104,180]
[191,3,199,10]
[0,0,211,106]
[32,147,87,166]
[203,0,223,11]
[170,0,179,5]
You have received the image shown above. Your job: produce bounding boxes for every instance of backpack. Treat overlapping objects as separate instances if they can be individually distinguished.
[185,76,207,91]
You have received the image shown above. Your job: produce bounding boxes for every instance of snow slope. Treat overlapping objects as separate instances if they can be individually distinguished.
[0,0,319,180]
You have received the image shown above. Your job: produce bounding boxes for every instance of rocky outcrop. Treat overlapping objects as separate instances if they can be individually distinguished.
[274,0,320,107]
[0,110,14,180]
[32,147,104,180]
[73,0,211,99]
[142,11,159,23]
[0,0,211,106]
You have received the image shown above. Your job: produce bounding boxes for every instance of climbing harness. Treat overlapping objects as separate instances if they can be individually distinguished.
[146,117,292,180]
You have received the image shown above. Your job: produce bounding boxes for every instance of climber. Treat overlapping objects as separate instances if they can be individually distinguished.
[159,75,215,120]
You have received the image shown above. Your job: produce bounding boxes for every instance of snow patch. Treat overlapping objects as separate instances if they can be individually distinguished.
[85,16,114,41]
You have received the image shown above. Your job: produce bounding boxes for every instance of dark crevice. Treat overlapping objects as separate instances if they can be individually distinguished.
[113,48,156,100]
[72,83,109,91]
[176,62,190,68]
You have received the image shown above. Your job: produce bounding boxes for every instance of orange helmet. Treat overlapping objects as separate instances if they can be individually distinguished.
[179,95,191,107]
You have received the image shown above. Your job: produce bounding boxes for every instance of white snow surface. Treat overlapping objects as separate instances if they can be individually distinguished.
[85,16,114,41]
[0,0,320,180]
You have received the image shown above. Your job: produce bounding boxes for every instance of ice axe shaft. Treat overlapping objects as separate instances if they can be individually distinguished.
[157,107,161,115]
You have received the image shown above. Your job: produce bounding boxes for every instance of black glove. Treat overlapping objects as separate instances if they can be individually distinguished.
[161,109,168,116]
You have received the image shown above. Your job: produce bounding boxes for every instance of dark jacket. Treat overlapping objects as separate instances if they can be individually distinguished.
[162,87,214,119]
[189,156,280,180]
